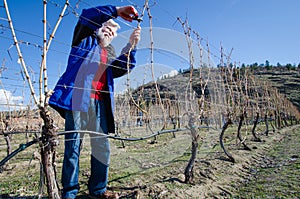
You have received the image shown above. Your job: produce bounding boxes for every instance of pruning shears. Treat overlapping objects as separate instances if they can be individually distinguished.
[130,6,143,23]
[133,15,143,23]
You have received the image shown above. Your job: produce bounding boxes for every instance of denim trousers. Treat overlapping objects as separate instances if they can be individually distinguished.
[62,99,110,199]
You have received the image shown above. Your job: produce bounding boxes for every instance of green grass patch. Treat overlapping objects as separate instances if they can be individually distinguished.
[232,128,300,199]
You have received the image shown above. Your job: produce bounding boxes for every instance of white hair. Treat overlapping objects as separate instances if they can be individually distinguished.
[96,19,120,47]
[102,19,120,37]
[104,19,120,30]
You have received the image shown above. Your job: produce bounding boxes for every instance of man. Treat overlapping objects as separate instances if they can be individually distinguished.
[49,5,141,199]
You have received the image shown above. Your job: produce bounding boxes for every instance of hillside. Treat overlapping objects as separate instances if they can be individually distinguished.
[254,68,300,111]
[133,67,300,112]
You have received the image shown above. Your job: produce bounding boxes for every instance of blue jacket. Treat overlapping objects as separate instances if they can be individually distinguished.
[49,5,136,132]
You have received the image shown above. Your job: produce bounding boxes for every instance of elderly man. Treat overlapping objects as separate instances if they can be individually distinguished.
[49,5,141,199]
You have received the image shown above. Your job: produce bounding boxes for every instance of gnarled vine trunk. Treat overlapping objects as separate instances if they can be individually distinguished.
[220,118,235,163]
[237,112,251,150]
[251,112,261,142]
[40,107,60,199]
[184,114,199,183]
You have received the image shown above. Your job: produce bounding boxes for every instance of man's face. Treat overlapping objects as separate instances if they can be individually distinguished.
[98,24,118,47]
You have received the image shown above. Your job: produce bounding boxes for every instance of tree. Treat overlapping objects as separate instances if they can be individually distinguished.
[266,65,272,70]
[277,62,282,67]
[265,60,270,67]
[265,60,272,70]
[286,63,293,70]
[250,62,258,71]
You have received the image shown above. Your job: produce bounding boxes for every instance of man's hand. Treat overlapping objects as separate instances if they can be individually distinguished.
[116,6,138,22]
[130,26,141,46]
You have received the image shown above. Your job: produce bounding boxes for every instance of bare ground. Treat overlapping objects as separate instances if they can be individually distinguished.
[105,125,300,199]
[0,124,299,199]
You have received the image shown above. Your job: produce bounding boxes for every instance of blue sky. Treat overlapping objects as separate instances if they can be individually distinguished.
[0,0,299,109]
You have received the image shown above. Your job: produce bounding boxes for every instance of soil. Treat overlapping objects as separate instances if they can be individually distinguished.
[0,123,299,199]
[95,125,300,199]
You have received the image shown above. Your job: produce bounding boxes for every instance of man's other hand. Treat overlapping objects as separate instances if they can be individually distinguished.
[130,26,141,46]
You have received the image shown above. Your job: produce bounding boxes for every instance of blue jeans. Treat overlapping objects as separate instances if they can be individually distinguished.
[62,99,110,199]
